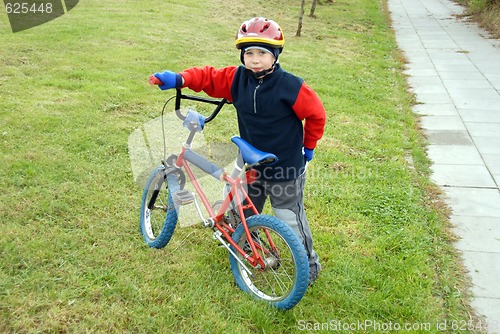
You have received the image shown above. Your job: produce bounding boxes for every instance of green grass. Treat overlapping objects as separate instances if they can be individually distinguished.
[1,0,479,333]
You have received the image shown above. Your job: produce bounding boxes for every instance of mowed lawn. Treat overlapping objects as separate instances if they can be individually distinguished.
[1,0,477,333]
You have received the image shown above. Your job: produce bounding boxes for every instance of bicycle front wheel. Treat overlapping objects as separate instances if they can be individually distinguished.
[139,165,180,249]
[229,214,309,310]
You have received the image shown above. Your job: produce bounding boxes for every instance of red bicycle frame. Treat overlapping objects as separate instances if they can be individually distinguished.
[174,144,277,269]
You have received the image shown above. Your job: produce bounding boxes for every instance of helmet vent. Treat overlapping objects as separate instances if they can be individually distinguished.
[235,17,285,50]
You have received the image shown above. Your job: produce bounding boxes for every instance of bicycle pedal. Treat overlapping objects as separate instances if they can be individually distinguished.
[173,190,195,205]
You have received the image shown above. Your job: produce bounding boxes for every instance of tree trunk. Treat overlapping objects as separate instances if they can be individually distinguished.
[310,0,318,17]
[296,0,306,37]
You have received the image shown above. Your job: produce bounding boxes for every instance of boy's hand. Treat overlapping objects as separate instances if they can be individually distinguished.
[153,71,183,90]
[303,148,314,162]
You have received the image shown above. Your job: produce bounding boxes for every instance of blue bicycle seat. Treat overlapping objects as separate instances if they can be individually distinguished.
[231,136,278,166]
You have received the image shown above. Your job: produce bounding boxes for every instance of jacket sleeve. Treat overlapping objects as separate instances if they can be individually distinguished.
[179,66,237,102]
[292,83,327,149]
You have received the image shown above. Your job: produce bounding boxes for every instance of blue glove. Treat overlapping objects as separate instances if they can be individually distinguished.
[303,148,314,162]
[153,70,183,90]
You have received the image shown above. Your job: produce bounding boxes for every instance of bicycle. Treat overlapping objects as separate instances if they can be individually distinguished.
[139,77,309,310]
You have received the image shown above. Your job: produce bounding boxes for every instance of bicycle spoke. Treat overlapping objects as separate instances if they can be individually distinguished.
[236,226,296,301]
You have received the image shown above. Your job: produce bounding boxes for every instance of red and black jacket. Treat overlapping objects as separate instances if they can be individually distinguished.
[180,64,326,181]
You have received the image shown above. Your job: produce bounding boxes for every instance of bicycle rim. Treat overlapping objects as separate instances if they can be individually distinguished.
[140,167,179,248]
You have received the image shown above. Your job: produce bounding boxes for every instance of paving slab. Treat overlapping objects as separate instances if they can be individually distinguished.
[444,187,500,217]
[460,251,500,299]
[420,115,467,131]
[484,154,500,175]
[404,68,439,77]
[466,123,500,138]
[388,0,500,330]
[474,137,500,154]
[416,92,455,104]
[439,70,489,81]
[494,175,500,187]
[447,88,500,104]
[406,61,435,71]
[443,79,495,89]
[458,109,500,123]
[486,75,500,92]
[452,215,500,253]
[471,298,500,332]
[427,145,483,165]
[425,130,474,145]
[411,83,448,95]
[414,103,458,116]
[431,164,497,188]
[407,76,443,89]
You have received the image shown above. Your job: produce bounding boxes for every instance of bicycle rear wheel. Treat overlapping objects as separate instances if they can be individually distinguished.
[229,214,309,310]
[139,165,180,249]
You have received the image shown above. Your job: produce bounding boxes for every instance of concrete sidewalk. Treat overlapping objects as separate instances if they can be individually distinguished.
[388,0,500,332]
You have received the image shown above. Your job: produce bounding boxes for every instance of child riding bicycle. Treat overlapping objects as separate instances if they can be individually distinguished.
[152,17,326,285]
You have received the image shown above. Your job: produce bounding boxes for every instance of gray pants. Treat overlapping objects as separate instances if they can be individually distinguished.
[245,174,321,277]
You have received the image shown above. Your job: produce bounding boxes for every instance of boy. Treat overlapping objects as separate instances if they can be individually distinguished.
[153,17,326,284]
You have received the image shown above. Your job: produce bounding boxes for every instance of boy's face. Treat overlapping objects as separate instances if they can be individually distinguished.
[243,48,276,76]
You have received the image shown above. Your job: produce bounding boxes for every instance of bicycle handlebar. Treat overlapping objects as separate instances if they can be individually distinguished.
[149,75,228,124]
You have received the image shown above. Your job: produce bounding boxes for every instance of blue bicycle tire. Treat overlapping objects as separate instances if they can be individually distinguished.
[229,214,309,310]
[139,166,179,249]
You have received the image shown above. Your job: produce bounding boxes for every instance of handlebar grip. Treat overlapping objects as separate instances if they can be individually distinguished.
[149,75,163,86]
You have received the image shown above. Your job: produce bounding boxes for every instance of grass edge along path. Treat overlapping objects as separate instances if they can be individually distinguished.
[454,0,500,38]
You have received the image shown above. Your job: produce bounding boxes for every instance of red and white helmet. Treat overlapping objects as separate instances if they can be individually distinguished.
[235,17,285,50]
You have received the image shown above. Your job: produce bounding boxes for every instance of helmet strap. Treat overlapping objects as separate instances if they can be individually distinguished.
[249,61,277,79]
